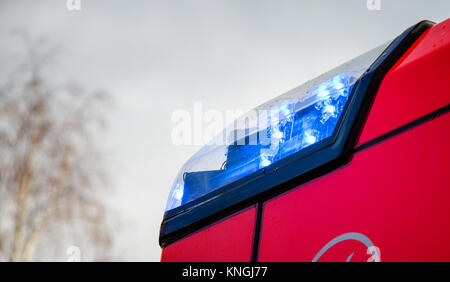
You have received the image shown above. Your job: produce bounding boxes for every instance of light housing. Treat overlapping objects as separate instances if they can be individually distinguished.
[160,20,435,247]
[165,44,388,212]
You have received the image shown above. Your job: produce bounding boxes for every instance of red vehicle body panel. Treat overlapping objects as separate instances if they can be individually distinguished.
[161,19,450,262]
[256,19,450,262]
[161,206,256,262]
[359,19,450,144]
[258,113,450,261]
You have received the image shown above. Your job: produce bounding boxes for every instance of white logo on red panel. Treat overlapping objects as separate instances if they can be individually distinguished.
[313,232,381,262]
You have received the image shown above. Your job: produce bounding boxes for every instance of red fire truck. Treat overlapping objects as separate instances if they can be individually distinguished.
[160,18,450,262]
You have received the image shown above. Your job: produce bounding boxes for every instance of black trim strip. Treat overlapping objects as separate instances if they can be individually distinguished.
[340,20,436,160]
[354,104,450,153]
[251,201,264,262]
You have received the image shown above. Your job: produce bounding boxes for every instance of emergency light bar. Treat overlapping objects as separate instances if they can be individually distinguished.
[166,44,388,212]
[160,20,434,246]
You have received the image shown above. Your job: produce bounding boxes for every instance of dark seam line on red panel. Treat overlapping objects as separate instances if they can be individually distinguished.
[251,200,263,262]
[354,104,450,154]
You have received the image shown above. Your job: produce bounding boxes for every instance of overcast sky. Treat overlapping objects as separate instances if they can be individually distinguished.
[0,0,448,261]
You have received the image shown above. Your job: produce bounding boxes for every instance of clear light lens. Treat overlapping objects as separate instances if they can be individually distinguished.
[165,42,391,212]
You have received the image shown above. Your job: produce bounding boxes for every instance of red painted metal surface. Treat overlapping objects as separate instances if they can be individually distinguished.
[358,19,450,145]
[161,206,256,262]
[161,19,450,262]
[258,113,450,261]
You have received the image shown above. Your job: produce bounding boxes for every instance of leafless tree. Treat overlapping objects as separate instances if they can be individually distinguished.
[0,32,115,261]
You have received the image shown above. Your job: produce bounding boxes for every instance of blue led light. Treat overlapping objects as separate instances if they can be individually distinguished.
[174,184,184,200]
[320,104,337,124]
[166,72,359,211]
[317,85,330,99]
[303,129,318,145]
[272,128,284,140]
[166,183,184,210]
[259,156,272,168]
[164,42,392,212]
[332,75,345,90]
[279,102,292,116]
[166,73,357,211]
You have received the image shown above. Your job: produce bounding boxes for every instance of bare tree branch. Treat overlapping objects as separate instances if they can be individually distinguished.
[0,32,115,261]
